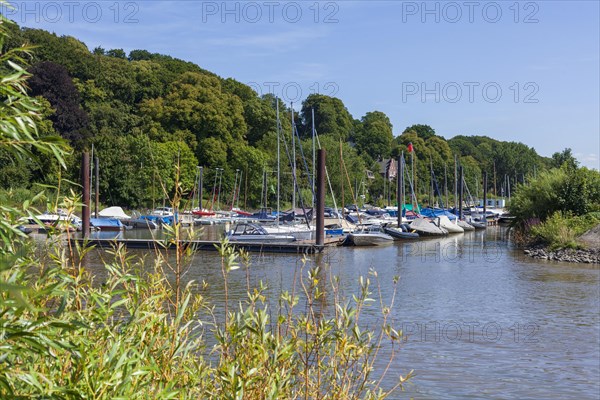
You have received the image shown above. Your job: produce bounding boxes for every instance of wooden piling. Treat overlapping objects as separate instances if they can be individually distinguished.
[316,149,326,246]
[483,171,488,219]
[397,154,403,226]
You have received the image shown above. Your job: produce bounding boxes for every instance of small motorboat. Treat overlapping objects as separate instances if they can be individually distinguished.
[226,223,296,243]
[261,224,314,240]
[29,210,82,232]
[347,225,394,246]
[384,223,420,240]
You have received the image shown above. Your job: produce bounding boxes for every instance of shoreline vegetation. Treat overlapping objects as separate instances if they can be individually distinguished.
[508,166,600,264]
[0,13,413,398]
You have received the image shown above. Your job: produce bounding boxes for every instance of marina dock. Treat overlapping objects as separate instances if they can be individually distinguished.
[72,237,343,254]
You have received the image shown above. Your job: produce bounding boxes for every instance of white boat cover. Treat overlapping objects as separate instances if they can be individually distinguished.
[410,217,448,236]
[98,206,131,219]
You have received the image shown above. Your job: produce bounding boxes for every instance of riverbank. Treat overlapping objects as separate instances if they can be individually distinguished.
[522,222,600,264]
[524,244,600,264]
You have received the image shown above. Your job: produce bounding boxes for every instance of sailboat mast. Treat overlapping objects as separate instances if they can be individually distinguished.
[339,139,344,208]
[236,170,242,209]
[192,166,198,210]
[454,154,458,208]
[276,98,280,227]
[291,103,296,211]
[261,167,266,207]
[94,155,99,217]
[199,166,203,211]
[312,107,316,210]
[90,144,94,215]
[230,169,239,210]
[429,155,433,207]
[210,168,219,211]
[493,161,497,199]
[216,168,223,211]
[444,162,448,209]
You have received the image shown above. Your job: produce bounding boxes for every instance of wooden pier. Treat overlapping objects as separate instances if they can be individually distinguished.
[72,237,343,254]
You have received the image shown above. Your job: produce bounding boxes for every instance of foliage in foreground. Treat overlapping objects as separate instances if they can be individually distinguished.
[1,236,411,399]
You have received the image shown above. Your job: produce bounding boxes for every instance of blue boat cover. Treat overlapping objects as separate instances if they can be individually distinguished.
[90,218,123,228]
[419,208,457,220]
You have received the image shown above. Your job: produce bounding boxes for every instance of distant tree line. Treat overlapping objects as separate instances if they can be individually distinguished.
[0,23,573,209]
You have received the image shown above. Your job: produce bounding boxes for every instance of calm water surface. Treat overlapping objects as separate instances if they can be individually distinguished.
[82,226,599,399]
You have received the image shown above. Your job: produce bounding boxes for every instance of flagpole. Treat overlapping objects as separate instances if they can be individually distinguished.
[411,147,415,211]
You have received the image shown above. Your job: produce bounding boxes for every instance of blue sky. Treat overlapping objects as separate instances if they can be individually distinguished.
[5,0,599,169]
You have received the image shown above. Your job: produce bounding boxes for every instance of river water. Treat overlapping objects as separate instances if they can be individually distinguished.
[80,226,599,399]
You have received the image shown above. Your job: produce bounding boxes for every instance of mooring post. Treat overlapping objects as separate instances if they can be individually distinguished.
[199,166,204,210]
[316,149,326,246]
[94,156,99,218]
[82,151,90,237]
[458,166,464,220]
[483,171,488,221]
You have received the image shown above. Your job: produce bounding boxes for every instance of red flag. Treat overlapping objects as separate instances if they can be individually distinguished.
[407,142,414,153]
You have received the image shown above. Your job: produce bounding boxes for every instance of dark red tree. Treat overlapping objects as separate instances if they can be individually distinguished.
[28,61,89,147]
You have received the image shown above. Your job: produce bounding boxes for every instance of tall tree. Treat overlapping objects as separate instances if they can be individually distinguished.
[300,94,354,141]
[551,148,579,169]
[354,111,394,161]
[28,61,89,147]
[403,124,436,140]
[140,72,247,164]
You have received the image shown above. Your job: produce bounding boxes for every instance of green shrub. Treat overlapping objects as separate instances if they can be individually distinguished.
[530,211,600,250]
[530,212,578,250]
[509,167,600,228]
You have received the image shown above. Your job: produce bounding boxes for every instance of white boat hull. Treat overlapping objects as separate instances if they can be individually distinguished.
[262,225,314,240]
[349,233,394,246]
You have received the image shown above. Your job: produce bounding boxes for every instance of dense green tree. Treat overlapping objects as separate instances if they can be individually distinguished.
[354,111,394,162]
[21,28,99,80]
[105,48,127,59]
[403,124,436,140]
[222,79,276,146]
[300,94,354,141]
[141,72,247,164]
[551,148,579,169]
[447,135,477,157]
